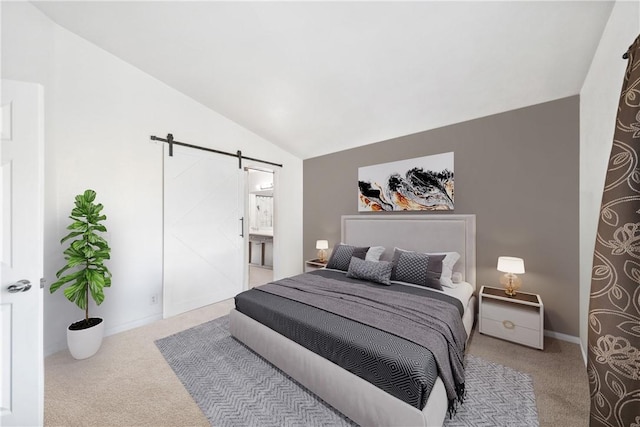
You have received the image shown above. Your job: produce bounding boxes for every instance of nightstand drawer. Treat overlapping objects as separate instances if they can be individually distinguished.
[481,317,541,348]
[481,299,540,330]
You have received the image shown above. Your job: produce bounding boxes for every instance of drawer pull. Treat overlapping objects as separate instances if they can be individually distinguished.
[502,320,515,330]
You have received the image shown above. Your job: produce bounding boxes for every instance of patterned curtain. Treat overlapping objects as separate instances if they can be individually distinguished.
[588,35,640,427]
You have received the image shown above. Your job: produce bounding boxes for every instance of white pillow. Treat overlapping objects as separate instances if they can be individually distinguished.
[435,252,461,288]
[365,246,385,262]
[451,272,463,284]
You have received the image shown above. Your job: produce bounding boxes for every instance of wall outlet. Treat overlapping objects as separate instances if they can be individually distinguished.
[151,294,159,305]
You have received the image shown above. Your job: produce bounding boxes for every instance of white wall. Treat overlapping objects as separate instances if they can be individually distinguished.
[579,1,639,361]
[2,2,303,355]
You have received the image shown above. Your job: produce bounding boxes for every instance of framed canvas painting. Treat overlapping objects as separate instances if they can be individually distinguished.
[358,152,454,211]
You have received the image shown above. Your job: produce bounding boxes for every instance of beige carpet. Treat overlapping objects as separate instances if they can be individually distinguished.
[45,299,589,427]
[249,264,273,288]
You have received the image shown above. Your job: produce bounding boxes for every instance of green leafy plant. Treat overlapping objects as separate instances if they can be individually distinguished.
[50,189,111,326]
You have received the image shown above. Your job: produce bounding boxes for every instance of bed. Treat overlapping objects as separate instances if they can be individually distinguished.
[229,214,476,426]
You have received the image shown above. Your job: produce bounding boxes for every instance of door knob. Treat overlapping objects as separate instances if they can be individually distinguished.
[7,279,31,293]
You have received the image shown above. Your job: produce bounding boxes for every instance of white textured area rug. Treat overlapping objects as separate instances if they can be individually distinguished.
[155,316,539,427]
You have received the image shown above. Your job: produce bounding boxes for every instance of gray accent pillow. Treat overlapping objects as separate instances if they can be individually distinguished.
[326,244,369,271]
[346,256,393,285]
[391,248,446,290]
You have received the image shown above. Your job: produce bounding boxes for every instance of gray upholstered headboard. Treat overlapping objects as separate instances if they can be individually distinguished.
[341,214,476,290]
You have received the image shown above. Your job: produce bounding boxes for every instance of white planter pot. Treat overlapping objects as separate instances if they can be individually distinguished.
[67,318,104,360]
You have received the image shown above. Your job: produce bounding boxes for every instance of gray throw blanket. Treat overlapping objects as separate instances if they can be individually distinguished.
[258,273,467,405]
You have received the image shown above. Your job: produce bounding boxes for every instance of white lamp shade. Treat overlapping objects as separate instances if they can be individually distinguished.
[316,240,329,250]
[497,256,525,274]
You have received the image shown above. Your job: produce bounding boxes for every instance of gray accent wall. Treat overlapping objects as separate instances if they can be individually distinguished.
[304,96,579,337]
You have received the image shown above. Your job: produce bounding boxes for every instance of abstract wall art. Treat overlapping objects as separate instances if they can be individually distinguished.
[358,152,454,211]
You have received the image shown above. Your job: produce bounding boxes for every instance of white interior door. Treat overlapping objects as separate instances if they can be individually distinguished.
[0,80,44,426]
[163,144,244,318]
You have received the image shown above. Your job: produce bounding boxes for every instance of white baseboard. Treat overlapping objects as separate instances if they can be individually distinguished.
[544,329,581,344]
[45,340,67,357]
[44,313,163,358]
[580,342,587,366]
[104,313,162,337]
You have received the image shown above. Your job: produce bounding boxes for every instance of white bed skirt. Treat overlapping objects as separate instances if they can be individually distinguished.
[229,308,449,427]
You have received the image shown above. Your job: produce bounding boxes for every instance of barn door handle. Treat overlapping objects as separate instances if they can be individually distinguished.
[7,279,31,293]
[239,217,244,237]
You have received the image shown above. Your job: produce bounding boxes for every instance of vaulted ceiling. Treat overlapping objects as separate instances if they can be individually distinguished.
[33,1,614,159]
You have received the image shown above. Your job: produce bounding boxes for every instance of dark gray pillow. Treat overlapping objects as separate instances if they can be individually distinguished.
[346,256,393,285]
[391,248,446,290]
[326,244,369,271]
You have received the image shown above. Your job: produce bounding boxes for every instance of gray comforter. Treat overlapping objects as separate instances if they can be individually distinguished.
[257,272,467,405]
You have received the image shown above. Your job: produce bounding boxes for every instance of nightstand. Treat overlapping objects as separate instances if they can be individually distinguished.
[304,259,327,272]
[479,285,544,350]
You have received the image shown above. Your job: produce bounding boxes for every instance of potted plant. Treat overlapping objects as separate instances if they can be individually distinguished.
[50,189,111,359]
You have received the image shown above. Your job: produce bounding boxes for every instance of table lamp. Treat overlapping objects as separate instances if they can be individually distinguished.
[316,240,329,262]
[497,256,525,296]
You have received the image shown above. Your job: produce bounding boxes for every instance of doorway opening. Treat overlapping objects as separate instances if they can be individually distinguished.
[245,168,274,288]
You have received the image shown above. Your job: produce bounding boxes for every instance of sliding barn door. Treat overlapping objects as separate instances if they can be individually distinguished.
[163,145,244,318]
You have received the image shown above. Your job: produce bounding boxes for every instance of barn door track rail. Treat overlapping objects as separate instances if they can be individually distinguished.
[150,133,283,169]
